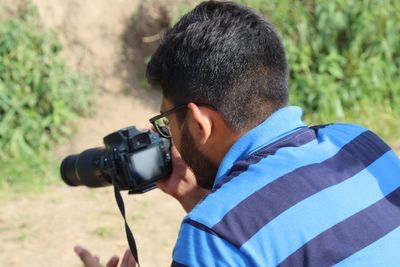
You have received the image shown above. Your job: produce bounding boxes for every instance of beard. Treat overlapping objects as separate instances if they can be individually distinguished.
[179,124,219,190]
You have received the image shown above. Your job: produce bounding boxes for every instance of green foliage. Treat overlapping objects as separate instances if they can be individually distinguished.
[171,0,400,143]
[237,0,400,142]
[0,2,93,195]
[0,3,93,159]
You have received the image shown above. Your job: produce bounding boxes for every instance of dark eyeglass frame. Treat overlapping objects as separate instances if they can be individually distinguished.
[149,102,215,138]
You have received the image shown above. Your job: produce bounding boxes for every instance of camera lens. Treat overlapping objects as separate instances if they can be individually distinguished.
[60,155,80,186]
[60,147,112,188]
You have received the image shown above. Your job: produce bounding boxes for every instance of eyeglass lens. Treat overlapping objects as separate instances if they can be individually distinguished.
[154,117,171,138]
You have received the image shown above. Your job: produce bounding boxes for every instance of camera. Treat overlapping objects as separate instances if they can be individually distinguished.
[60,127,172,194]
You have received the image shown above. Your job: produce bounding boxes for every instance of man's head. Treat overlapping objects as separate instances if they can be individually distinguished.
[147,1,289,189]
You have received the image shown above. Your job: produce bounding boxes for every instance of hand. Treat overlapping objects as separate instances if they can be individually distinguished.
[74,245,136,267]
[157,143,209,213]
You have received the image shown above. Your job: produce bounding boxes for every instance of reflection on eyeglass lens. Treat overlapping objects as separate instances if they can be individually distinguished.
[155,117,171,137]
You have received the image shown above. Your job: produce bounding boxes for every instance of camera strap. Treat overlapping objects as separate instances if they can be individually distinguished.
[113,183,141,267]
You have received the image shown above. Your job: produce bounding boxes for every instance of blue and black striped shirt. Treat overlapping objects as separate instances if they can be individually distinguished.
[172,106,400,266]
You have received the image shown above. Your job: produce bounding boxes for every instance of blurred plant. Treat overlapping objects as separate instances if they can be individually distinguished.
[239,0,400,142]
[169,0,400,143]
[0,1,93,195]
[0,2,93,159]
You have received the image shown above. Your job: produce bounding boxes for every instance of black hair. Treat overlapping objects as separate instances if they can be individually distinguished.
[146,1,289,131]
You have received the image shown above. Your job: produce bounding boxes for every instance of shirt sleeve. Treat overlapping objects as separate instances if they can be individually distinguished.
[171,220,252,267]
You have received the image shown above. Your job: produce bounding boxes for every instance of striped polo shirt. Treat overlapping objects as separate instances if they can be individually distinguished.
[172,106,400,267]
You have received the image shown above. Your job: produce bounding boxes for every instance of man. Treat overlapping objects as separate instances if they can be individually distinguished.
[76,1,400,266]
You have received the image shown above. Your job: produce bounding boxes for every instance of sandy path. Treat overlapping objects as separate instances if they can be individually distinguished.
[0,1,185,266]
[0,186,185,267]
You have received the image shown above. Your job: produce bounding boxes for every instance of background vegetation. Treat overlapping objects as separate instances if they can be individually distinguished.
[0,3,92,196]
[172,0,400,142]
[239,0,400,142]
[0,0,399,196]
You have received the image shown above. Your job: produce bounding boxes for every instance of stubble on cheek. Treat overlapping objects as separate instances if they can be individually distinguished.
[179,125,218,190]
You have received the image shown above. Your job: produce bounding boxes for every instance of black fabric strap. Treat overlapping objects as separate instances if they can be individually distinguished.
[113,183,140,266]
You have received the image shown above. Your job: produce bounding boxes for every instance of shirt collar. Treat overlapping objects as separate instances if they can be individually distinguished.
[213,106,306,187]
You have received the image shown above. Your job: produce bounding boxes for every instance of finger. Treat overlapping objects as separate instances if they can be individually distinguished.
[106,256,119,267]
[156,178,166,190]
[74,245,100,267]
[120,249,131,266]
[170,143,182,160]
[126,251,136,267]
[94,255,100,263]
[120,249,136,267]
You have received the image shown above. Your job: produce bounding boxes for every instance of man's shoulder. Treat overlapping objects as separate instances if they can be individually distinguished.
[185,122,394,228]
[184,127,318,228]
[311,122,368,134]
[176,122,400,266]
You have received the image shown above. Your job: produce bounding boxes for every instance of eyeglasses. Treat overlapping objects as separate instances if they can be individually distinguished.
[149,103,215,138]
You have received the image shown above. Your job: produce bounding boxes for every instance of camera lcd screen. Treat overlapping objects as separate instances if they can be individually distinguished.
[129,146,163,180]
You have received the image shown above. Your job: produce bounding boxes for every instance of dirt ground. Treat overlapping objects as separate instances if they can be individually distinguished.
[0,0,186,266]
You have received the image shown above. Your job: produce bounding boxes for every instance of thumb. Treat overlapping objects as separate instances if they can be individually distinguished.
[74,245,101,267]
[106,256,120,267]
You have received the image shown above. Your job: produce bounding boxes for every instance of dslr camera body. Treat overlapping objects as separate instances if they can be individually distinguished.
[60,127,171,194]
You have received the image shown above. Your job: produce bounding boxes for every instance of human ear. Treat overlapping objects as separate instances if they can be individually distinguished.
[186,103,212,145]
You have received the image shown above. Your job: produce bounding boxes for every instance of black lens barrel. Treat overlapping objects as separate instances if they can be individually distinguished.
[60,154,80,186]
[60,147,112,188]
